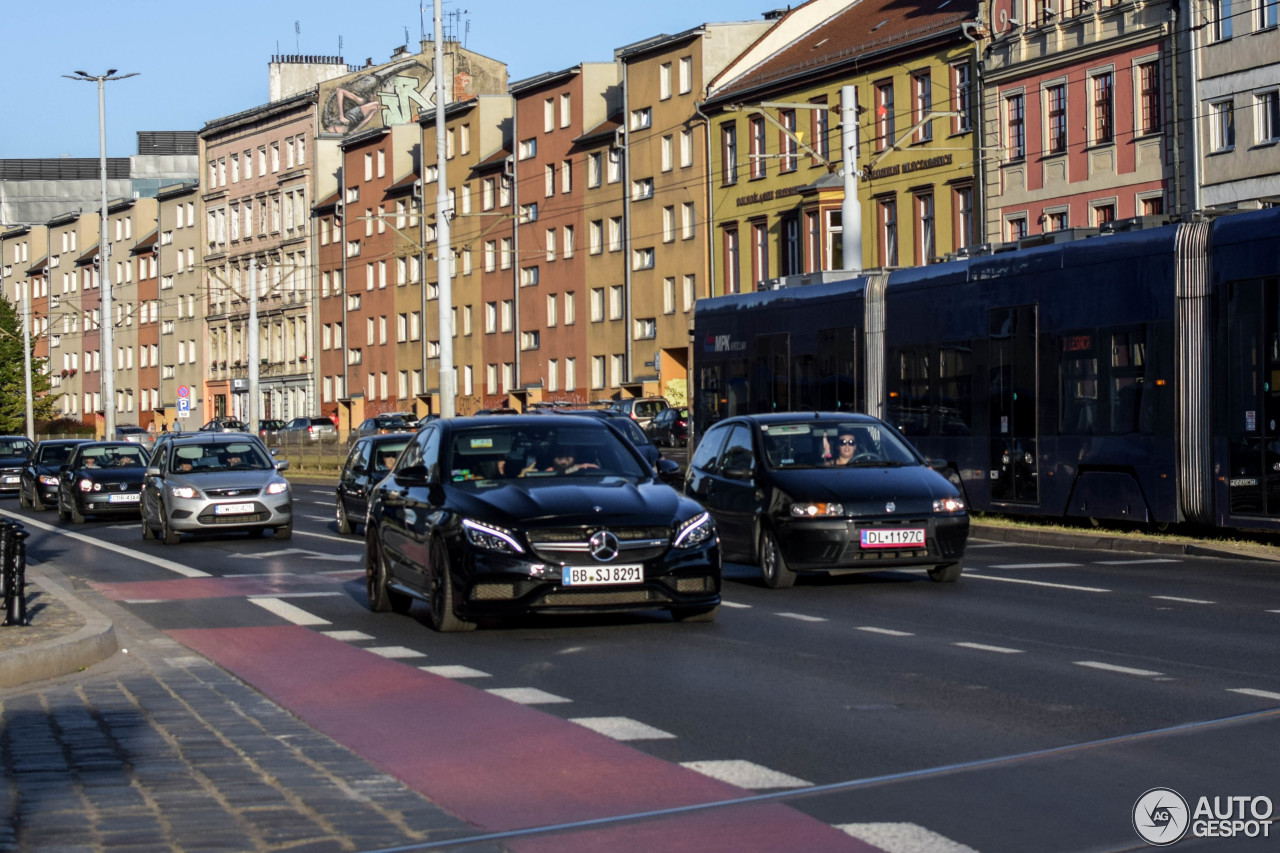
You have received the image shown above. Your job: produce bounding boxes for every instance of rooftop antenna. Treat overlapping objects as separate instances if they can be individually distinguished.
[295,21,300,53]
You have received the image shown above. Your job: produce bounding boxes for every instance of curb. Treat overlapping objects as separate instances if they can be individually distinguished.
[0,566,120,689]
[970,522,1280,562]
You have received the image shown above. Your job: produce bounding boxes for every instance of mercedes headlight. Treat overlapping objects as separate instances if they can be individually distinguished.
[463,519,524,554]
[673,511,715,549]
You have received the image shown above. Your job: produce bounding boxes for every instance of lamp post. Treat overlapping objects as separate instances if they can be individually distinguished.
[64,69,138,438]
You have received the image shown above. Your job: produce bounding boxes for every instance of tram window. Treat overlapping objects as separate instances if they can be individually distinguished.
[890,347,930,435]
[817,326,860,412]
[1110,328,1147,434]
[1060,331,1099,435]
[938,346,973,435]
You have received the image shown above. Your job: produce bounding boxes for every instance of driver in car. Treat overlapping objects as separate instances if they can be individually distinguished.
[823,431,859,466]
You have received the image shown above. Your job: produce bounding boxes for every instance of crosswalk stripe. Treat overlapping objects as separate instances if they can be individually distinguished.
[485,687,571,704]
[421,665,491,679]
[837,822,981,853]
[248,597,329,626]
[569,717,675,740]
[680,759,810,789]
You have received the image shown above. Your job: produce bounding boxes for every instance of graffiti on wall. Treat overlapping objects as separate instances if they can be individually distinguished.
[321,59,436,135]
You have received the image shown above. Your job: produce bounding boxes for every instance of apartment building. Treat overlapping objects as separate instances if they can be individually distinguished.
[509,63,622,406]
[703,0,981,289]
[1191,0,1280,209]
[616,21,772,400]
[154,182,204,429]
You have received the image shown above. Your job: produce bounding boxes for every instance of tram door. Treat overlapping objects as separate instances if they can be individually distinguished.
[1226,277,1280,516]
[988,305,1040,503]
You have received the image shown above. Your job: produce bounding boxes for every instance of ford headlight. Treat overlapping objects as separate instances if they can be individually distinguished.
[170,485,197,499]
[933,496,966,514]
[463,519,524,554]
[266,481,289,495]
[790,502,844,517]
[673,511,715,549]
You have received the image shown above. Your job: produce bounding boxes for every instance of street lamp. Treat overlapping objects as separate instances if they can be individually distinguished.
[64,69,138,438]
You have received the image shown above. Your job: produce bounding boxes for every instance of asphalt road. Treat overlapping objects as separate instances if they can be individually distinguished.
[7,480,1280,853]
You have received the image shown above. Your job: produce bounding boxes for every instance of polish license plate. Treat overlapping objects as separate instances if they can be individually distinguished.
[860,528,926,548]
[215,502,256,515]
[107,493,140,503]
[563,565,643,586]
[3,476,18,484]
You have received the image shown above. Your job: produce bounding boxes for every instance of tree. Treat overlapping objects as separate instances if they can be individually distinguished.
[0,294,58,434]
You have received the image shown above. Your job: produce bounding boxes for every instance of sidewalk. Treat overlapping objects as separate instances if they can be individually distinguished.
[0,561,497,853]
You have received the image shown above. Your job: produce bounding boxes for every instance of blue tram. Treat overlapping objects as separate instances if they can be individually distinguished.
[690,207,1280,531]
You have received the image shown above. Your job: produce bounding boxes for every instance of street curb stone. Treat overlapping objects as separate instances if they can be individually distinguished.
[0,565,119,688]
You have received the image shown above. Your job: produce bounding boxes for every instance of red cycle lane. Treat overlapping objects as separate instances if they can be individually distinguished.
[168,624,881,853]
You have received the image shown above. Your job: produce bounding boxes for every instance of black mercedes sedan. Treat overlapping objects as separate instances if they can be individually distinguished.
[20,438,90,510]
[335,433,412,535]
[365,415,720,631]
[685,413,969,588]
[57,441,150,523]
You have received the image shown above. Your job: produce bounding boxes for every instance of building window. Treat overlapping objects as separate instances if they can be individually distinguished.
[1093,204,1116,226]
[659,62,672,100]
[722,123,738,185]
[749,116,766,179]
[779,109,797,172]
[663,206,676,243]
[679,56,693,94]
[952,62,972,133]
[1141,196,1165,215]
[661,135,673,172]
[630,107,652,130]
[915,192,935,264]
[518,138,536,159]
[1211,99,1236,151]
[1256,90,1280,144]
[587,152,602,188]
[609,285,623,320]
[1138,61,1161,136]
[751,221,769,287]
[544,98,555,133]
[1006,92,1026,159]
[878,198,898,267]
[632,247,655,270]
[1261,0,1279,28]
[1007,216,1028,240]
[521,331,539,351]
[681,202,695,240]
[810,97,829,162]
[590,288,605,322]
[1212,0,1233,40]
[520,266,539,287]
[634,318,657,340]
[1046,84,1067,154]
[1046,210,1069,231]
[1092,72,1114,144]
[913,71,932,142]
[632,177,654,200]
[876,80,896,152]
[680,129,694,167]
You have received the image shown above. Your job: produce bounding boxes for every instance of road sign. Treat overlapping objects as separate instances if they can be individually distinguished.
[177,385,190,399]
[177,397,190,416]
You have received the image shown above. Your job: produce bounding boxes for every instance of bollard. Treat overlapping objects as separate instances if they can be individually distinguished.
[2,520,27,627]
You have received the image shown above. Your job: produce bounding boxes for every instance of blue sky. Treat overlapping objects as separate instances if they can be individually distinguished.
[14,0,771,159]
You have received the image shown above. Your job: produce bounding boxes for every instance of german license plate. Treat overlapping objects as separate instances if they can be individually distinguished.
[107,493,139,503]
[215,502,256,515]
[861,528,926,548]
[563,565,643,586]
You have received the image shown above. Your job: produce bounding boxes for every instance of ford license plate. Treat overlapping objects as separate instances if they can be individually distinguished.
[563,565,643,586]
[215,502,256,515]
[860,528,925,548]
[107,493,140,503]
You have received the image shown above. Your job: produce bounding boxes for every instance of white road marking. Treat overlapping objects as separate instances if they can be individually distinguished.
[838,822,981,853]
[422,665,491,679]
[1097,558,1181,565]
[964,575,1110,593]
[295,529,359,544]
[569,717,675,740]
[302,514,334,522]
[485,687,571,704]
[778,612,827,623]
[720,600,751,609]
[1074,661,1165,678]
[1151,595,1215,605]
[0,510,210,577]
[248,597,330,626]
[953,642,1024,655]
[322,630,374,641]
[988,562,1081,569]
[857,627,914,637]
[680,760,810,789]
[1228,688,1280,702]
[368,646,425,659]
[253,591,342,599]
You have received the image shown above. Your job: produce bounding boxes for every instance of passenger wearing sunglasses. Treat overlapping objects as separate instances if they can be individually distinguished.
[823,431,859,466]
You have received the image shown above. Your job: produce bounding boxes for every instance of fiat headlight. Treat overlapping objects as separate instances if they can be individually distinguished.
[933,496,966,514]
[463,519,524,554]
[673,511,715,550]
[790,502,844,517]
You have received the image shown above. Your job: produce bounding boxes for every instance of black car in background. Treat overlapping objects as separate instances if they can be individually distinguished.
[259,419,287,440]
[199,417,249,433]
[686,413,969,588]
[645,406,689,448]
[354,414,418,438]
[530,408,681,486]
[336,434,413,535]
[20,439,90,510]
[365,415,720,631]
[57,441,150,523]
[0,436,36,494]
